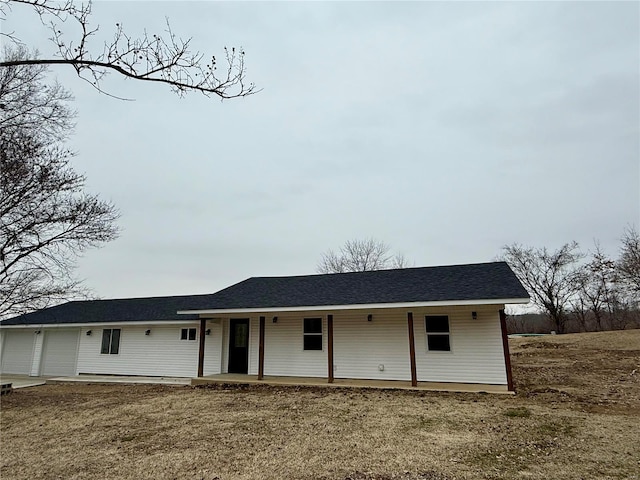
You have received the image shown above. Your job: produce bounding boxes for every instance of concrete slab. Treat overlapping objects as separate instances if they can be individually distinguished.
[192,373,513,394]
[0,375,48,389]
[46,375,191,386]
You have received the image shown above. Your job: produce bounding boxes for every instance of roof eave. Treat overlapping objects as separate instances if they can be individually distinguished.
[178,297,531,315]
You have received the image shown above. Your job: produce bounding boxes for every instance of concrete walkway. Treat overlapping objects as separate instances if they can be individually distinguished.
[0,374,191,389]
[0,375,48,389]
[46,375,191,386]
[192,373,513,394]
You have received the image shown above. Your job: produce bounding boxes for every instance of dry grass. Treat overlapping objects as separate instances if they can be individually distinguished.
[2,330,640,480]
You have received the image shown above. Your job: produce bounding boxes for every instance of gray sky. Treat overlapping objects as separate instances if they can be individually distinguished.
[5,1,639,299]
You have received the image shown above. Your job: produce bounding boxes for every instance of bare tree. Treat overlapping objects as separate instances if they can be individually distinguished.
[317,239,411,274]
[0,46,75,139]
[500,242,584,334]
[0,0,256,99]
[0,58,119,318]
[617,226,640,297]
[572,242,617,331]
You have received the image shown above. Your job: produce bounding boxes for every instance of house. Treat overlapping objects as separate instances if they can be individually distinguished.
[0,262,529,392]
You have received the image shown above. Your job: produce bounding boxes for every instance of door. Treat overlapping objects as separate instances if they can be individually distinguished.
[228,319,250,374]
[41,329,80,376]
[1,331,34,374]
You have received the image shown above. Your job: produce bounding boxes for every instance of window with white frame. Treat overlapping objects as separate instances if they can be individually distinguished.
[180,327,197,341]
[425,315,450,351]
[303,318,323,350]
[101,328,121,354]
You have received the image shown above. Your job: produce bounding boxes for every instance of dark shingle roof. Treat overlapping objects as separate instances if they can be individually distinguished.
[0,294,210,326]
[186,261,528,311]
[1,262,528,326]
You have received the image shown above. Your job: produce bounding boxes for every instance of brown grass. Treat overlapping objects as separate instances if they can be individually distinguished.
[2,329,640,480]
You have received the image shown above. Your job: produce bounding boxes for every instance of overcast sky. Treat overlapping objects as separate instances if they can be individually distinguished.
[5,1,639,299]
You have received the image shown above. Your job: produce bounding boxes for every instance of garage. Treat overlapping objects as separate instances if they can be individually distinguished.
[1,330,35,374]
[41,329,80,376]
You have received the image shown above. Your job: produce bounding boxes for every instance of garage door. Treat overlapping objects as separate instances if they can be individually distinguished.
[41,329,80,376]
[1,330,35,374]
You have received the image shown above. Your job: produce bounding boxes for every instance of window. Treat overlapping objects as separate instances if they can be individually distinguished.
[303,318,323,350]
[425,315,450,351]
[181,328,197,341]
[101,329,121,354]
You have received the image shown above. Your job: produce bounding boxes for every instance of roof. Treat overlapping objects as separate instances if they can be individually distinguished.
[0,294,214,326]
[1,262,528,326]
[181,261,529,312]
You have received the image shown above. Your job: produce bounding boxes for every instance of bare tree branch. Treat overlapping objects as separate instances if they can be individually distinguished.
[0,0,257,99]
[317,238,412,274]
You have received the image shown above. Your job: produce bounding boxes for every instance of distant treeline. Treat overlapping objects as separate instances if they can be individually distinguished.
[506,310,640,335]
[500,227,640,334]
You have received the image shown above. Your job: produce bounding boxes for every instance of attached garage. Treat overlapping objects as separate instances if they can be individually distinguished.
[41,329,80,376]
[1,330,35,374]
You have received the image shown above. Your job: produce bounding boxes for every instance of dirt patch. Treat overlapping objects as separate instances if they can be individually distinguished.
[2,330,639,480]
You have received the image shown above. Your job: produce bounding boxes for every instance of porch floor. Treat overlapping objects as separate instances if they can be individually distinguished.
[191,374,512,394]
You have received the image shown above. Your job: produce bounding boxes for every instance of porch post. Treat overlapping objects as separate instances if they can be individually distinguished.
[407,312,417,387]
[258,316,265,380]
[499,309,514,392]
[327,314,334,383]
[197,318,206,377]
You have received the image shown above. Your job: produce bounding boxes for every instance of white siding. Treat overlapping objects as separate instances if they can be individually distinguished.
[248,317,259,375]
[249,306,507,385]
[76,322,223,377]
[30,332,45,376]
[333,310,411,381]
[263,314,327,378]
[41,329,80,376]
[204,320,223,375]
[221,319,229,373]
[413,305,508,385]
[1,330,35,374]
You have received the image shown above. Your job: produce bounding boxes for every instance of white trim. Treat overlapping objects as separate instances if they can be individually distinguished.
[0,319,200,329]
[179,298,530,315]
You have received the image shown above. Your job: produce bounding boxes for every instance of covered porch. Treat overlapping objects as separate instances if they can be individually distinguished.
[190,373,512,394]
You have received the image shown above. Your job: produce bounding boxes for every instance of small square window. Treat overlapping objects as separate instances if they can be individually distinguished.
[181,328,197,341]
[427,334,450,351]
[425,315,450,352]
[303,317,323,350]
[303,335,323,351]
[426,315,449,333]
[304,318,322,334]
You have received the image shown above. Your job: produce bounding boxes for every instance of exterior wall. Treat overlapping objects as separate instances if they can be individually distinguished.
[221,319,229,374]
[76,322,222,377]
[248,317,260,375]
[1,304,509,385]
[262,314,327,378]
[333,310,411,381]
[241,305,508,385]
[413,305,507,384]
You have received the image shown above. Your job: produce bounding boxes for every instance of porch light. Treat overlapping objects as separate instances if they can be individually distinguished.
[272,316,278,323]
[472,311,478,320]
[145,329,151,335]
[35,330,41,335]
[367,314,373,322]
[205,329,211,335]
[86,330,92,336]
